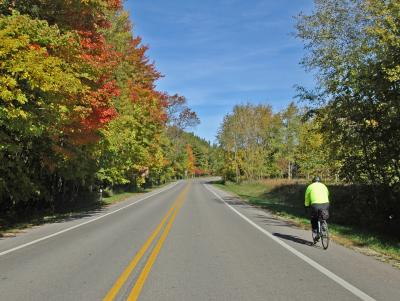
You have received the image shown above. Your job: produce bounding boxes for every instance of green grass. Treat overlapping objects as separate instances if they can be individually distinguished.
[102,192,142,205]
[214,180,400,265]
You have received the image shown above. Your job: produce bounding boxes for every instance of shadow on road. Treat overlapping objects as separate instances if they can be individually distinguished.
[49,208,106,223]
[0,207,107,239]
[273,232,314,246]
[221,196,248,206]
[253,214,298,229]
[209,194,255,208]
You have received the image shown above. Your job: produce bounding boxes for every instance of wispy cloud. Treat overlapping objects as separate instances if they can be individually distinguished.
[126,0,315,141]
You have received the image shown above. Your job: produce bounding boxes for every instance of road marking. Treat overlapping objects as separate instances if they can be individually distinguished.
[204,184,376,301]
[0,182,180,257]
[127,184,190,301]
[103,184,189,301]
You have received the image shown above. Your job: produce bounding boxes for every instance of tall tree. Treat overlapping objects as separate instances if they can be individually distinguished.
[296,0,400,219]
[278,103,302,179]
[0,0,201,213]
[218,104,280,181]
[296,0,400,188]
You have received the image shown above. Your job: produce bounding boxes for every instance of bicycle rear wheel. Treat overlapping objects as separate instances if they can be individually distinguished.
[320,220,329,249]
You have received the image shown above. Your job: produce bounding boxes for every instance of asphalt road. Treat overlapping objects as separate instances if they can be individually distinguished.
[0,179,399,301]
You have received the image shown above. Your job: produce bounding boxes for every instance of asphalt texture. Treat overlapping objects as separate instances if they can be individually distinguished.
[0,179,399,301]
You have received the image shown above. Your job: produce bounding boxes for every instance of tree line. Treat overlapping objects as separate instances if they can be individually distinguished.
[217,0,399,226]
[217,102,329,182]
[0,1,212,216]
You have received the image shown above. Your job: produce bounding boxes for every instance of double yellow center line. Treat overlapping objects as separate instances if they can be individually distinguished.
[103,184,190,301]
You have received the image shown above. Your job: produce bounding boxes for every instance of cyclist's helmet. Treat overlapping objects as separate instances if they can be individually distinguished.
[312,176,321,183]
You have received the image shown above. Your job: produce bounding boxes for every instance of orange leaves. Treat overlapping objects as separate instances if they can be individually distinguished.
[0,0,201,207]
[28,43,41,51]
[87,78,120,107]
[71,28,122,142]
[129,85,168,125]
[79,79,119,141]
[125,37,161,89]
[82,106,118,130]
[186,144,196,175]
[194,168,207,176]
[107,0,123,10]
[78,30,122,72]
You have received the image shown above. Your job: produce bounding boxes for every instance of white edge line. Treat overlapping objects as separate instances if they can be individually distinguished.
[0,181,180,257]
[203,184,376,301]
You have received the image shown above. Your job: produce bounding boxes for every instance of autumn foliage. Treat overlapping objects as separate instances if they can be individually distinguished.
[0,0,200,214]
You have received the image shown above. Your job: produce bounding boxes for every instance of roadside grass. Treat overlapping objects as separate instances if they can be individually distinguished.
[213,180,400,265]
[0,183,169,237]
[102,192,139,204]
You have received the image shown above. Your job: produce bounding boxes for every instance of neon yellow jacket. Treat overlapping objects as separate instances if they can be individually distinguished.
[305,182,329,206]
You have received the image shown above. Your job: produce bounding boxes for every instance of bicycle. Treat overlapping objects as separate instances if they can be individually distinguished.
[312,212,329,249]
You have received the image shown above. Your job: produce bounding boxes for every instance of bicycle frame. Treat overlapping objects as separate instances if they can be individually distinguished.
[316,217,329,249]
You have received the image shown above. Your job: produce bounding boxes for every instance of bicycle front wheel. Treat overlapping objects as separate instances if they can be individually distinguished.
[320,220,329,249]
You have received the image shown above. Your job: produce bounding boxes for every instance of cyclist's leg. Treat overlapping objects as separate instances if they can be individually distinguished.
[310,205,319,237]
[320,203,330,222]
[318,203,329,233]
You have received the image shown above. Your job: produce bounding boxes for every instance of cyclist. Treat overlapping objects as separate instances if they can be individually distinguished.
[305,176,330,242]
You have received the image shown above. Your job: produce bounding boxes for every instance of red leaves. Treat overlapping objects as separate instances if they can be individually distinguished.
[84,107,118,128]
[78,30,122,71]
[121,33,169,127]
[29,43,41,50]
[195,168,208,176]
[82,79,119,132]
[125,37,161,89]
[28,43,50,57]
[107,0,123,10]
[71,27,122,143]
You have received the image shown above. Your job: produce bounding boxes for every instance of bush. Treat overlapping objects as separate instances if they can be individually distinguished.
[102,188,114,198]
[265,181,400,235]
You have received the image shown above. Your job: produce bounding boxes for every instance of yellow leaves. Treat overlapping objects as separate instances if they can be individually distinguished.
[0,12,95,150]
[384,65,400,82]
[17,109,28,119]
[0,75,17,89]
[4,107,29,120]
[0,89,13,101]
[0,74,28,106]
[16,93,27,104]
[364,119,379,128]
[366,0,400,48]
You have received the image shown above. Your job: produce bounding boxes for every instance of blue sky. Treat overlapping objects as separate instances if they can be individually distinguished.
[124,0,315,143]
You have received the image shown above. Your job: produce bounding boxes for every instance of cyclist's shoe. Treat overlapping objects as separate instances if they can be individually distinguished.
[312,231,320,243]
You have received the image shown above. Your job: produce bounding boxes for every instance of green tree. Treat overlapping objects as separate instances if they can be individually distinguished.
[278,103,302,179]
[296,0,400,186]
[218,104,280,181]
[296,0,400,215]
[295,118,333,180]
[0,12,90,208]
